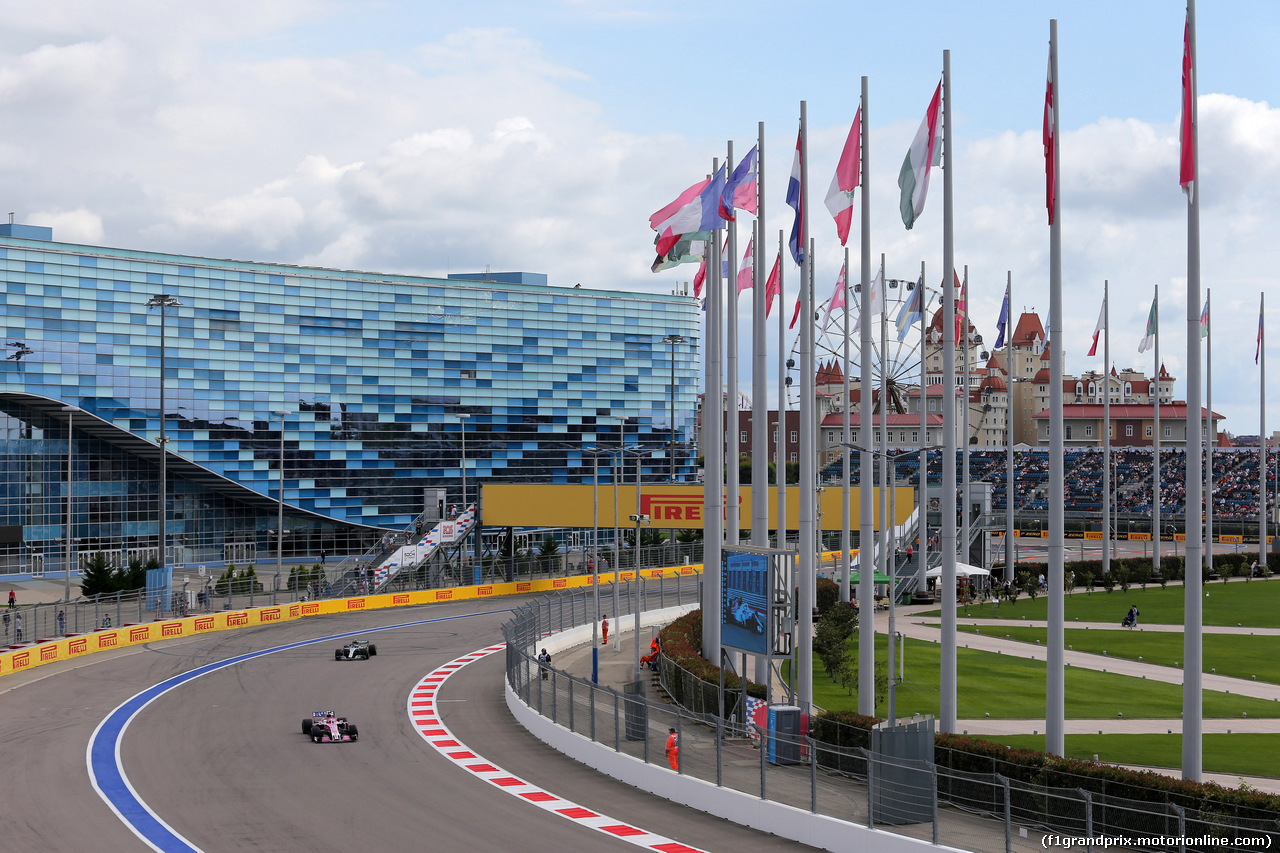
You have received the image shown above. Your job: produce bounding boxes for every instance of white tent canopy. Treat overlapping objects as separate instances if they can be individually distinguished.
[925,562,991,579]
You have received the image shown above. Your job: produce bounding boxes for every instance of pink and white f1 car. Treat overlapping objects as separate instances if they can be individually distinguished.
[301,710,359,743]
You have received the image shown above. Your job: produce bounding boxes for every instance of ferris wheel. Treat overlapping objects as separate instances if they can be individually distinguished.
[788,273,948,414]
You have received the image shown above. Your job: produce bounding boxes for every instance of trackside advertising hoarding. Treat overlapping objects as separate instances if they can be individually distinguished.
[0,565,704,679]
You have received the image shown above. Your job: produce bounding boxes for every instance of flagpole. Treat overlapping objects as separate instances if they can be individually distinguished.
[857,76,876,716]
[919,261,929,598]
[752,124,769,568]
[1260,292,1268,580]
[878,253,889,660]
[776,228,789,705]
[962,264,971,568]
[1006,271,1015,583]
[1154,284,1161,577]
[797,101,815,713]
[1103,280,1111,578]
[1182,0,1204,783]
[1046,18,1066,758]
[842,250,852,606]
[726,142,740,553]
[1205,288,1213,582]
[940,50,958,734]
[702,157,724,666]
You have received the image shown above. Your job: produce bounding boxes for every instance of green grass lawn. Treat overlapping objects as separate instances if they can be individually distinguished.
[987,733,1280,779]
[956,625,1280,684]
[932,577,1280,628]
[809,635,1280,720]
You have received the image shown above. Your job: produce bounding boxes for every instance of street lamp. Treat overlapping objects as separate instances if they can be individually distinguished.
[146,294,182,571]
[624,444,652,680]
[662,334,686,483]
[63,405,79,603]
[456,413,470,510]
[275,410,289,586]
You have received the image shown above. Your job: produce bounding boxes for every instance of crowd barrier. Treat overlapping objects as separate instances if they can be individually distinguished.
[0,563,704,679]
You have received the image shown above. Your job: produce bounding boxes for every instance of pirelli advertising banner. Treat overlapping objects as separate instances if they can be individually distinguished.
[0,565,705,679]
[481,484,915,531]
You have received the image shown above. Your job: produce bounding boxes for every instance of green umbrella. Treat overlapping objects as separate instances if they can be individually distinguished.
[850,571,891,584]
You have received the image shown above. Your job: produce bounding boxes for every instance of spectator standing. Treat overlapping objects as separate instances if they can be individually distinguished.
[538,648,551,680]
[14,612,22,642]
[57,609,66,635]
[320,550,326,565]
[7,589,14,607]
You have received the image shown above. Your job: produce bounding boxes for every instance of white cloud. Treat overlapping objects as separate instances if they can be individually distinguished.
[27,207,104,243]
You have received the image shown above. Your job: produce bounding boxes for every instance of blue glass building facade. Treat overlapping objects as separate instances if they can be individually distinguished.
[0,225,698,574]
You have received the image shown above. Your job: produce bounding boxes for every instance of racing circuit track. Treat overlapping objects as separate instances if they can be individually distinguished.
[0,597,810,852]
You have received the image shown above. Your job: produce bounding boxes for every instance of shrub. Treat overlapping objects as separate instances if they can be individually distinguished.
[815,577,840,616]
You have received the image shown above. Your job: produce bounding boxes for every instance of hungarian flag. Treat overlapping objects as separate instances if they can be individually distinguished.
[737,238,754,294]
[898,81,942,230]
[786,128,805,264]
[720,145,759,221]
[1180,16,1196,201]
[764,252,781,317]
[824,108,861,246]
[993,283,1011,349]
[1086,296,1106,357]
[1138,299,1158,354]
[1043,55,1056,225]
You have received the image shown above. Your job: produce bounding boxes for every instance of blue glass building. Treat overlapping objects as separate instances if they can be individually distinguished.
[0,224,698,575]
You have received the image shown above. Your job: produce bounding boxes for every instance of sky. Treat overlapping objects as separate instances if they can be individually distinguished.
[1,0,1276,434]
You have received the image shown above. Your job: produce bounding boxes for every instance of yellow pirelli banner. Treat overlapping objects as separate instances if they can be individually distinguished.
[481,483,914,531]
[0,565,706,678]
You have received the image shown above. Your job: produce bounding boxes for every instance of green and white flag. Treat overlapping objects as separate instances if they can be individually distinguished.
[1138,299,1158,353]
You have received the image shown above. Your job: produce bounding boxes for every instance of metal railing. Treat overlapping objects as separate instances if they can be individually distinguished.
[502,588,1280,853]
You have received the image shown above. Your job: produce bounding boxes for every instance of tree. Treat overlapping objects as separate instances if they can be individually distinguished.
[80,553,117,598]
[814,603,858,679]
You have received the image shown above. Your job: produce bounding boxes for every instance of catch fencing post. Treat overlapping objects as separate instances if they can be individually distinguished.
[1080,789,1093,853]
[1002,775,1012,853]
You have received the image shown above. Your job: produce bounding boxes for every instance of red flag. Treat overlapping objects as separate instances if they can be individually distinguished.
[1180,17,1196,200]
[953,270,966,344]
[764,252,781,318]
[1043,55,1056,225]
[692,258,706,299]
[789,295,802,330]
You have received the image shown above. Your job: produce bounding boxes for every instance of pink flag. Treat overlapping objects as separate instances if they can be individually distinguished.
[764,252,781,317]
[824,108,861,246]
[821,264,848,332]
[737,238,754,294]
[1180,17,1196,200]
[1086,297,1106,357]
[693,257,706,299]
[1043,55,1056,225]
[789,295,802,330]
[1257,302,1265,365]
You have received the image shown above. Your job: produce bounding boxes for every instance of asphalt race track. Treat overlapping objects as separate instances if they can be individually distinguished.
[0,599,811,852]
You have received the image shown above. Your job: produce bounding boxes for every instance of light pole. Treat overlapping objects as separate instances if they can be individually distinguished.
[63,405,79,602]
[456,413,470,510]
[275,410,288,585]
[146,294,182,571]
[624,445,651,680]
[662,334,685,483]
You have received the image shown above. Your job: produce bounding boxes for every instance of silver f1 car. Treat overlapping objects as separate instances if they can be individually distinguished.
[302,710,358,743]
[334,639,378,660]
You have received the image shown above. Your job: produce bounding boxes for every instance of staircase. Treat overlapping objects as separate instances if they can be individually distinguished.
[371,505,478,592]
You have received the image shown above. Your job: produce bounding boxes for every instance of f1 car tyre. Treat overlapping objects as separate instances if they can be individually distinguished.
[368,644,377,656]
[347,724,358,741]
[302,719,312,734]
[335,650,343,660]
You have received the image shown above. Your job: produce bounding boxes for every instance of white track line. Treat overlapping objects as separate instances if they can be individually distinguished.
[408,645,709,853]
